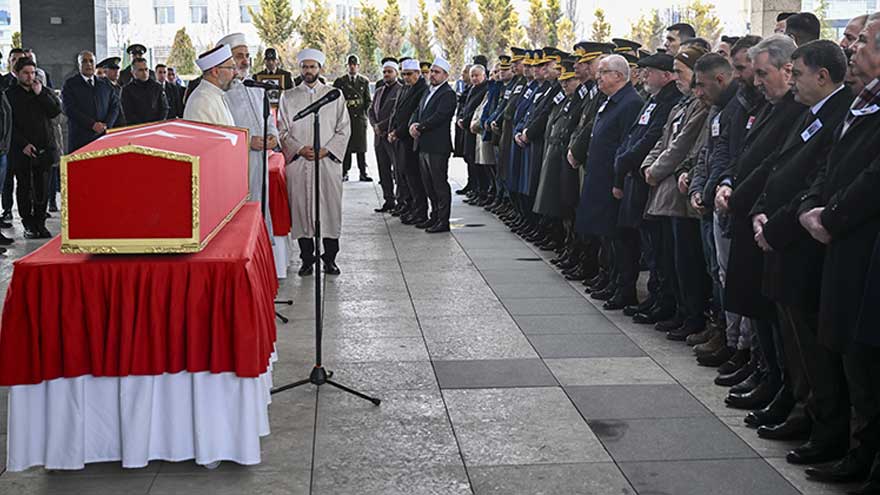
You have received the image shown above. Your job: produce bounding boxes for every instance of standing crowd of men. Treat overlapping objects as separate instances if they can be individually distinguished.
[364,11,880,494]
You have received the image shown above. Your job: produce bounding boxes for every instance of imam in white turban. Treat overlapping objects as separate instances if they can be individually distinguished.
[401,59,420,72]
[296,48,326,67]
[216,32,247,49]
[196,44,233,71]
[431,56,451,74]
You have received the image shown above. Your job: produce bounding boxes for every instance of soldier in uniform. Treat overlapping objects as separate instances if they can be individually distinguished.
[419,61,431,76]
[97,57,125,128]
[333,55,373,182]
[119,44,155,86]
[487,48,528,216]
[256,48,294,89]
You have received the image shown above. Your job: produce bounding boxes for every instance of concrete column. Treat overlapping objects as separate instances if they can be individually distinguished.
[750,0,802,36]
[20,0,107,86]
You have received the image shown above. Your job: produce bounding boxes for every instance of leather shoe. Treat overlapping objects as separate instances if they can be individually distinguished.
[715,360,755,387]
[806,448,873,482]
[0,220,11,228]
[298,262,314,277]
[730,369,764,394]
[667,325,703,341]
[624,298,657,317]
[38,226,52,239]
[604,295,637,311]
[402,215,426,226]
[633,306,676,325]
[686,326,717,346]
[564,267,588,281]
[694,331,725,357]
[426,223,450,233]
[655,318,684,333]
[374,202,395,213]
[323,260,341,275]
[788,441,847,465]
[725,379,779,410]
[697,345,735,367]
[0,232,12,245]
[744,386,793,427]
[717,349,751,376]
[590,287,615,301]
[415,218,436,229]
[360,174,373,182]
[757,416,811,441]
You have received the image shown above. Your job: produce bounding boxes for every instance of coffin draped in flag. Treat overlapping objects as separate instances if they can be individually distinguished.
[61,119,249,254]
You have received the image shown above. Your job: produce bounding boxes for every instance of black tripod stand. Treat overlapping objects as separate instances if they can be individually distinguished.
[270,107,380,406]
[255,86,293,323]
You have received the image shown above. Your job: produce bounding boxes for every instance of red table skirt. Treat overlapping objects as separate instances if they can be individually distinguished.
[269,151,291,236]
[0,203,278,386]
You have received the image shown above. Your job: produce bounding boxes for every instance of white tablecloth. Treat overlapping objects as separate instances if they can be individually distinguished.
[6,356,276,472]
[273,235,290,279]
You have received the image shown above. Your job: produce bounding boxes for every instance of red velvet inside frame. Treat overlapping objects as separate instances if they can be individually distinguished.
[67,152,193,239]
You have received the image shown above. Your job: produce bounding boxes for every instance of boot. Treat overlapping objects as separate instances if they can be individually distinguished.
[717,348,750,376]
[697,345,735,367]
[745,384,795,428]
[729,368,765,394]
[715,358,756,387]
[686,325,718,346]
[694,331,725,357]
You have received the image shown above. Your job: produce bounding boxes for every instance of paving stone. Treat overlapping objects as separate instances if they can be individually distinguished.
[434,359,557,389]
[619,459,801,495]
[545,357,675,386]
[469,463,635,495]
[503,297,599,316]
[528,333,645,358]
[566,384,712,420]
[513,314,621,335]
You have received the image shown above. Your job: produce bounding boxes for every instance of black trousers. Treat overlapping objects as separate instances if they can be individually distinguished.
[657,218,679,313]
[342,151,367,176]
[672,217,710,330]
[10,153,50,230]
[418,152,451,226]
[843,344,880,455]
[613,227,641,300]
[375,137,396,204]
[297,237,339,264]
[2,161,14,213]
[397,141,426,218]
[778,304,850,446]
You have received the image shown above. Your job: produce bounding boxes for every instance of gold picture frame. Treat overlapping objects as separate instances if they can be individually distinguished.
[254,74,285,104]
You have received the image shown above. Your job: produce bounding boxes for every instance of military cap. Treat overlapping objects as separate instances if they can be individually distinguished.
[558,59,577,81]
[97,56,122,70]
[573,41,615,63]
[419,61,431,73]
[636,52,674,71]
[472,54,489,68]
[498,54,512,70]
[264,47,278,60]
[543,47,563,64]
[347,54,360,65]
[127,44,147,55]
[638,49,651,59]
[622,53,639,68]
[510,47,527,62]
[612,38,642,54]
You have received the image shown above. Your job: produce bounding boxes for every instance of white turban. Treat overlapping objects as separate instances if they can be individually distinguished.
[401,59,420,72]
[216,32,247,50]
[297,48,326,67]
[432,56,451,74]
[196,44,232,71]
[383,60,400,71]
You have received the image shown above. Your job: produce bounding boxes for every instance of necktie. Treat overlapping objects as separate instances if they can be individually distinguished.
[88,78,94,87]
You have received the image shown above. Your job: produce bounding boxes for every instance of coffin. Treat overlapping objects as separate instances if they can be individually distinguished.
[61,119,249,254]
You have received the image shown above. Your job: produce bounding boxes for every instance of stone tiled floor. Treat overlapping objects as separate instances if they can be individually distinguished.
[0,156,858,494]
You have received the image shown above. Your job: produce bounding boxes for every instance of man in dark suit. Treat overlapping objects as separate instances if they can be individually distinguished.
[369,60,403,212]
[62,51,121,153]
[409,57,457,233]
[389,59,429,224]
[736,40,853,463]
[0,48,30,222]
[719,35,808,413]
[156,63,183,118]
[798,15,880,492]
[121,58,168,125]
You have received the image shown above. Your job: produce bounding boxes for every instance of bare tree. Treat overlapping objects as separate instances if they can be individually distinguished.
[211,0,236,42]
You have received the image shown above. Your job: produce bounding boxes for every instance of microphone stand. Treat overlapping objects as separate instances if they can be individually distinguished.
[270,106,380,406]
[257,84,294,323]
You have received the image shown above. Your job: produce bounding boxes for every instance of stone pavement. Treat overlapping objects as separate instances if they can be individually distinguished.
[0,155,857,494]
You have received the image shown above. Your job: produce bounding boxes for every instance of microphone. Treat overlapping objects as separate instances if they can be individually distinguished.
[243,79,279,90]
[292,89,342,121]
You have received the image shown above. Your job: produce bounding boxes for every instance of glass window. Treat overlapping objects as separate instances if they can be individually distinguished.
[154,0,175,24]
[108,0,129,24]
[240,0,259,23]
[190,0,208,24]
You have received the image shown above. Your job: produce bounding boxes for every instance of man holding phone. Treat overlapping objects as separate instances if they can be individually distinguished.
[6,57,61,239]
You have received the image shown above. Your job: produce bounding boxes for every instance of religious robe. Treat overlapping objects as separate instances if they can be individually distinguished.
[278,81,351,239]
[225,79,279,234]
[183,79,234,127]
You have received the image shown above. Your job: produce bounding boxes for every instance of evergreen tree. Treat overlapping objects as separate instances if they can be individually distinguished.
[296,0,331,50]
[544,0,563,47]
[507,9,528,49]
[434,0,475,77]
[11,31,20,49]
[813,0,837,40]
[323,18,352,78]
[251,0,296,50]
[352,1,381,78]
[556,17,576,51]
[680,0,722,45]
[591,8,611,43]
[629,9,666,52]
[408,0,434,61]
[379,0,407,58]
[476,0,516,57]
[167,28,197,75]
[526,0,547,47]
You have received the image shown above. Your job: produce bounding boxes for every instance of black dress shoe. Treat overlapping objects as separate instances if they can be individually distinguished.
[0,220,12,228]
[564,268,588,281]
[667,325,703,342]
[454,187,470,195]
[806,448,873,482]
[425,223,450,233]
[402,215,426,225]
[788,441,848,465]
[48,201,59,213]
[0,232,13,245]
[323,260,341,275]
[729,370,764,394]
[604,295,636,311]
[415,218,436,229]
[298,263,314,277]
[757,416,811,441]
[717,349,750,376]
[374,203,395,213]
[686,326,717,346]
[715,360,755,387]
[655,318,684,332]
[744,386,794,427]
[1,211,12,221]
[342,174,349,182]
[360,174,373,182]
[38,226,52,239]
[697,345,735,367]
[590,287,615,301]
[633,306,676,325]
[725,380,779,410]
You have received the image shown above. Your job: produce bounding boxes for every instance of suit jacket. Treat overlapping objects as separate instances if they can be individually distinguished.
[725,90,807,319]
[798,87,880,352]
[411,82,456,156]
[161,81,184,118]
[735,86,852,311]
[121,78,168,125]
[369,80,402,136]
[390,77,428,146]
[62,74,121,152]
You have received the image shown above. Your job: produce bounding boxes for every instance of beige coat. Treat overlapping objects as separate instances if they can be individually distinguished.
[469,95,495,165]
[641,94,709,219]
[278,81,351,239]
